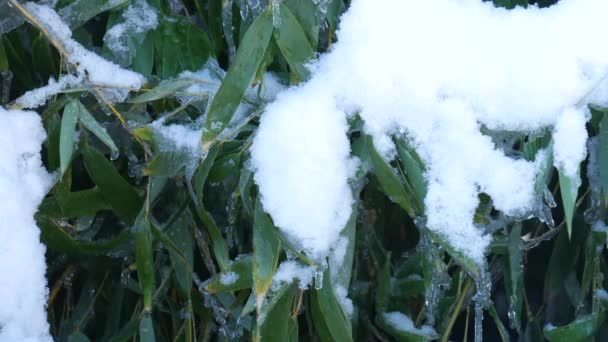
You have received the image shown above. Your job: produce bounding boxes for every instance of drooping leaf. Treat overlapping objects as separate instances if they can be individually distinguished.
[274,4,315,82]
[257,283,297,342]
[205,255,253,293]
[133,214,155,312]
[253,198,281,309]
[558,167,581,238]
[82,146,142,225]
[377,312,438,342]
[311,268,352,342]
[139,313,156,342]
[58,0,130,28]
[366,135,415,217]
[504,224,523,332]
[202,10,274,148]
[544,312,605,342]
[60,99,79,175]
[598,114,608,203]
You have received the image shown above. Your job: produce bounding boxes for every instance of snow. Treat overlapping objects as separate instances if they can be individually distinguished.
[15,2,146,108]
[334,285,353,317]
[104,0,158,64]
[382,311,437,337]
[271,261,316,290]
[553,108,588,177]
[0,107,53,341]
[16,74,83,109]
[595,289,608,300]
[251,0,608,264]
[150,119,203,154]
[219,271,239,285]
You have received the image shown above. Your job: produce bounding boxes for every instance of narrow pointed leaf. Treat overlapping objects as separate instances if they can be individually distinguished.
[558,167,581,238]
[544,312,605,342]
[134,215,155,312]
[366,135,415,217]
[257,283,297,342]
[202,10,273,148]
[274,4,314,82]
[74,100,118,154]
[253,199,281,309]
[82,146,142,225]
[60,100,78,175]
[311,268,352,342]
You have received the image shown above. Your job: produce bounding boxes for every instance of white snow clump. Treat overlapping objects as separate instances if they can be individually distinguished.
[15,2,147,108]
[251,0,608,264]
[0,106,53,341]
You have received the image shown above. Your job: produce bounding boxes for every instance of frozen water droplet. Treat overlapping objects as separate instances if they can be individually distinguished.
[271,0,282,28]
[314,268,324,290]
[110,149,120,161]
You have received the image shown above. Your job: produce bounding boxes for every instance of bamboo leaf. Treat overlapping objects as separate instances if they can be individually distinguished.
[202,10,273,148]
[253,198,281,309]
[60,100,78,175]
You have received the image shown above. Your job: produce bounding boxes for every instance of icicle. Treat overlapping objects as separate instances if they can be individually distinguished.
[314,266,324,290]
[472,267,491,342]
[271,0,282,28]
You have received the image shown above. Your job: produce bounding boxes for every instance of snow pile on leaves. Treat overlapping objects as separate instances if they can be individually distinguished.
[104,0,159,65]
[15,2,147,108]
[252,0,608,264]
[0,107,52,341]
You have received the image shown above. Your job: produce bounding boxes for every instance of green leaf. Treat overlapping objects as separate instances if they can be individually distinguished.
[204,255,253,293]
[164,212,194,296]
[253,199,281,309]
[492,0,528,9]
[74,100,119,154]
[60,100,79,175]
[133,215,155,312]
[68,331,90,342]
[284,0,321,48]
[139,313,156,342]
[128,78,199,103]
[504,224,523,332]
[202,10,274,148]
[377,312,438,342]
[558,167,581,238]
[37,215,129,255]
[274,4,315,82]
[108,318,139,342]
[311,268,352,342]
[144,152,191,177]
[257,283,297,342]
[39,187,110,218]
[488,304,510,342]
[190,201,231,272]
[58,0,130,28]
[598,114,608,203]
[154,15,213,79]
[82,146,143,225]
[192,142,222,204]
[332,203,358,289]
[0,36,8,70]
[376,253,391,312]
[366,135,415,217]
[395,138,427,212]
[326,0,346,31]
[544,312,606,342]
[31,34,58,79]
